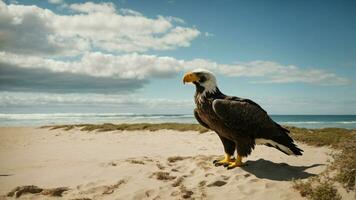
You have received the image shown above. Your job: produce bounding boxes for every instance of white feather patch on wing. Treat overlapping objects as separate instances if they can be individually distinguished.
[255,138,293,155]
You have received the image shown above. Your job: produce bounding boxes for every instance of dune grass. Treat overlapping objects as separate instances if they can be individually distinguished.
[44,123,209,133]
[287,126,355,148]
[45,123,355,199]
[332,138,356,191]
[287,126,356,200]
[293,178,342,200]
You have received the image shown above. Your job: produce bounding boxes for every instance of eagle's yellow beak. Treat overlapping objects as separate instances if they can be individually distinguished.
[183,72,200,84]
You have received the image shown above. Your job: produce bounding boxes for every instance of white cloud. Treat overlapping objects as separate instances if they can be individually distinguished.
[0,1,200,55]
[0,1,349,87]
[247,95,356,115]
[0,52,182,80]
[2,92,355,115]
[69,2,116,13]
[119,8,143,16]
[165,16,185,24]
[184,59,351,85]
[0,51,350,85]
[0,1,89,56]
[0,92,193,109]
[48,0,64,4]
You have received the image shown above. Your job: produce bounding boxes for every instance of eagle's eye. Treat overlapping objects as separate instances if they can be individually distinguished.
[199,75,207,83]
[194,72,207,83]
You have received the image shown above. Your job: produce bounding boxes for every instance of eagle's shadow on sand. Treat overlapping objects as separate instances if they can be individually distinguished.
[241,159,323,181]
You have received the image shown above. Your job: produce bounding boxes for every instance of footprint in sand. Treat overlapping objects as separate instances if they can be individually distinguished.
[167,156,191,163]
[244,174,251,178]
[172,176,185,187]
[207,180,227,187]
[126,157,155,165]
[6,185,69,198]
[178,185,194,199]
[150,171,176,181]
[198,181,208,199]
[127,159,145,165]
[76,179,127,196]
[171,168,179,172]
[199,180,207,187]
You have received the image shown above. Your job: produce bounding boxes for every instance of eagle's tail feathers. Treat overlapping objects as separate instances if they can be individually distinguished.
[255,136,303,156]
[271,135,303,156]
[272,124,303,156]
[274,122,290,133]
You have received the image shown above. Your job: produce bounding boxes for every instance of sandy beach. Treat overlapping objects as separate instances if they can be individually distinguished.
[0,127,344,199]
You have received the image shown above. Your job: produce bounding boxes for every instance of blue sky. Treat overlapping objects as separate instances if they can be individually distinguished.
[0,0,355,114]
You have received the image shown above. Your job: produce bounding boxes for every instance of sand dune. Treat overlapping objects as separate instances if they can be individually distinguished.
[0,127,334,199]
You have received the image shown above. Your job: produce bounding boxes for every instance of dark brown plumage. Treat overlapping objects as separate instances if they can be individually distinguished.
[183,69,302,169]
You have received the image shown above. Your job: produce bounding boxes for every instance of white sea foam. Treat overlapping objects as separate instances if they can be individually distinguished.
[0,113,355,128]
[282,121,356,124]
[0,113,193,120]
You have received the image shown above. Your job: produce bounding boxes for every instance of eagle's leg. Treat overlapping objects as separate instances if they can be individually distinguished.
[213,153,235,166]
[213,136,236,167]
[227,155,243,170]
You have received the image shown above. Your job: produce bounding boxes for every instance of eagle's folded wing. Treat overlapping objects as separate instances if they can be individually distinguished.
[212,98,276,136]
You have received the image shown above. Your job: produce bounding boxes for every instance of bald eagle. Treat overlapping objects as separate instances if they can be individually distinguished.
[183,69,303,169]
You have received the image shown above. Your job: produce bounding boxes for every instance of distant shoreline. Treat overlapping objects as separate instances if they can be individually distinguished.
[1,122,356,130]
[1,114,356,129]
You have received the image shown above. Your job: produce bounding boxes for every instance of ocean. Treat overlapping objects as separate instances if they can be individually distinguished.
[0,113,355,129]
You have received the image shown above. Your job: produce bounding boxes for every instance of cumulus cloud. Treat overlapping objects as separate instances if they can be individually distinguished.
[0,1,89,56]
[0,51,350,88]
[69,2,116,13]
[0,52,182,80]
[0,62,146,93]
[185,60,351,86]
[0,1,200,55]
[0,0,350,95]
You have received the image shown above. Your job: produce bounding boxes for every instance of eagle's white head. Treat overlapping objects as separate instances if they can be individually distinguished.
[183,68,218,97]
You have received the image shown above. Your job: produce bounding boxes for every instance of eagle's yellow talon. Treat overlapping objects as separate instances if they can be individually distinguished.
[226,162,243,169]
[213,153,234,167]
[226,155,243,169]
